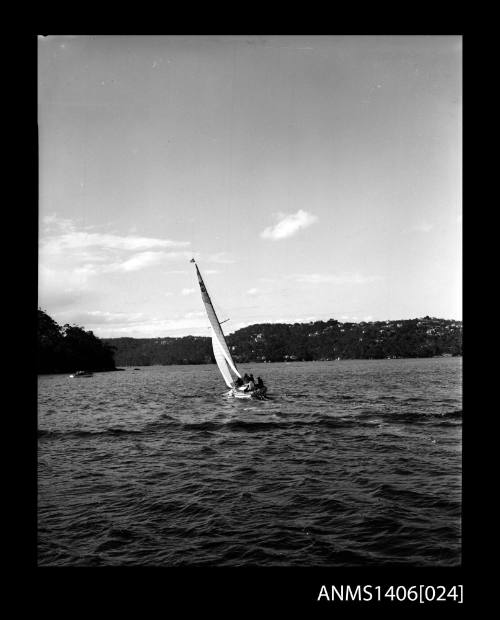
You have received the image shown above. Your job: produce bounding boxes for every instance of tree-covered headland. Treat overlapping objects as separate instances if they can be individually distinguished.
[38,309,116,374]
[38,309,461,373]
[103,317,462,367]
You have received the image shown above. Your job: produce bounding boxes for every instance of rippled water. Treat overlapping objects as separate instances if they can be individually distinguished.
[38,358,462,567]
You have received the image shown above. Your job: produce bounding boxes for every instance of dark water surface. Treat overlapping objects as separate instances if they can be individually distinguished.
[38,358,462,566]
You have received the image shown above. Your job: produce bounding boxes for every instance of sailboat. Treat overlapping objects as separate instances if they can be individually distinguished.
[191,259,267,399]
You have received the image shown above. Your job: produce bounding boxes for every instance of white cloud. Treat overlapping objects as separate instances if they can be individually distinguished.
[181,288,195,296]
[110,251,189,272]
[260,209,318,240]
[39,215,194,312]
[246,288,260,295]
[42,231,190,255]
[58,310,146,326]
[52,310,212,338]
[41,215,190,256]
[92,316,211,338]
[39,219,191,275]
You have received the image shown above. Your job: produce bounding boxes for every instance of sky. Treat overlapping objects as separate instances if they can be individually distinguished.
[38,35,462,338]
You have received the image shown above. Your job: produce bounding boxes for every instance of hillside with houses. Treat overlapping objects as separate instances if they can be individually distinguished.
[103,317,462,367]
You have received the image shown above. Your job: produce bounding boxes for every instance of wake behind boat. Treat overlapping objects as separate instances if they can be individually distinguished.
[191,259,268,400]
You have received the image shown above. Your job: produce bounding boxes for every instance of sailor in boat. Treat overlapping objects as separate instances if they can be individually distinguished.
[233,375,249,393]
[255,377,267,398]
[244,375,256,392]
[233,373,267,398]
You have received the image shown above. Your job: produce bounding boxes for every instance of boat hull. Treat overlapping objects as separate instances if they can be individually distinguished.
[226,388,268,400]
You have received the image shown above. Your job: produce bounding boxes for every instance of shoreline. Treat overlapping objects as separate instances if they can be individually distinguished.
[37,356,461,376]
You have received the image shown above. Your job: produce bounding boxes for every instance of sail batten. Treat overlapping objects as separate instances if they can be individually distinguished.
[193,261,241,386]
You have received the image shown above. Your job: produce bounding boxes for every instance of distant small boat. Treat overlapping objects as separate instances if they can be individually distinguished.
[191,259,268,400]
[69,370,93,378]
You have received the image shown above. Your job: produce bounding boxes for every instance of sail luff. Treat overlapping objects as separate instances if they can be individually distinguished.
[211,329,233,388]
[193,261,241,381]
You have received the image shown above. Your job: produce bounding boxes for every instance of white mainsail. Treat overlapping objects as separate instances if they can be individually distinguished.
[211,328,234,388]
[192,259,242,387]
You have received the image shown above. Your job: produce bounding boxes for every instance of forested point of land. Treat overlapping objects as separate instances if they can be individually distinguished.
[103,317,462,367]
[38,309,116,374]
[38,309,462,373]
